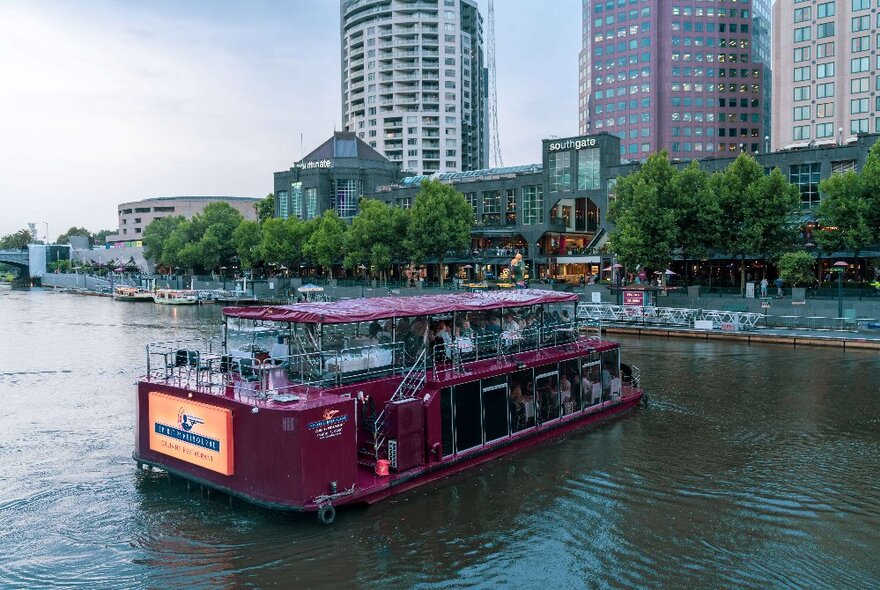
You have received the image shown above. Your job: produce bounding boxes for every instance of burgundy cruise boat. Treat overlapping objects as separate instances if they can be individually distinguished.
[134,289,643,524]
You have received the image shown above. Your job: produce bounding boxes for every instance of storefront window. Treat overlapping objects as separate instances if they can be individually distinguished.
[577,147,601,190]
[522,185,544,225]
[549,151,572,192]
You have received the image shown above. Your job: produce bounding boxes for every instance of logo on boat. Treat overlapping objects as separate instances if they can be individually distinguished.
[178,409,204,432]
[153,406,221,452]
[322,409,340,421]
[308,410,349,440]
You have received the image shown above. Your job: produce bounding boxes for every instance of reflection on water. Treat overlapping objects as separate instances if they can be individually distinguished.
[0,286,878,588]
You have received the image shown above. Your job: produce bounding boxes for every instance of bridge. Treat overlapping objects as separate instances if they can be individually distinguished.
[0,250,29,274]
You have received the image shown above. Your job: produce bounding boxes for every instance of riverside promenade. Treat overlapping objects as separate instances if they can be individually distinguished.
[40,272,880,350]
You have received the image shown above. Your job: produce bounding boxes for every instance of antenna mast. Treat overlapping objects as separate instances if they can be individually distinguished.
[488,0,503,167]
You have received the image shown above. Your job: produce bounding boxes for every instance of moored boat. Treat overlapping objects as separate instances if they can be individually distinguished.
[153,289,198,305]
[114,286,155,302]
[133,290,643,524]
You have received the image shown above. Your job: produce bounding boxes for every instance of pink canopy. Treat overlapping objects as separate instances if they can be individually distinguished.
[224,289,578,324]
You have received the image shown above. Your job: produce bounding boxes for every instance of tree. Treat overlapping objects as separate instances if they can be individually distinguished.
[667,161,718,283]
[142,216,185,265]
[0,229,34,250]
[344,199,409,282]
[855,140,880,242]
[405,180,472,286]
[816,171,874,279]
[710,155,800,294]
[175,203,245,273]
[260,217,314,270]
[55,227,93,246]
[232,220,262,270]
[255,193,275,224]
[304,210,347,278]
[608,152,679,274]
[777,251,815,287]
[92,230,114,245]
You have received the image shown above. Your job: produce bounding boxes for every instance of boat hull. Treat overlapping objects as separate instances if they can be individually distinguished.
[133,382,642,513]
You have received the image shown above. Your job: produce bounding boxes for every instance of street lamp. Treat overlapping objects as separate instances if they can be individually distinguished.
[833,261,848,318]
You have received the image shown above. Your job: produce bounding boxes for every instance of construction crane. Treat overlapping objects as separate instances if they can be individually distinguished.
[487,0,503,167]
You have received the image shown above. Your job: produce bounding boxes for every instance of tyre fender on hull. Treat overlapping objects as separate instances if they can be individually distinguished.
[317,504,336,525]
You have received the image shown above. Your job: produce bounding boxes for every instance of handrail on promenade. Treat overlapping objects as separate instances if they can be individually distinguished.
[577,304,764,329]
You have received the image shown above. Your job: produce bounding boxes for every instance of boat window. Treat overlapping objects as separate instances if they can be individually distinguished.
[535,364,560,423]
[400,315,429,367]
[543,302,576,329]
[453,380,482,452]
[559,359,581,414]
[508,369,535,433]
[440,387,454,457]
[481,376,509,442]
[582,359,601,407]
[601,348,621,400]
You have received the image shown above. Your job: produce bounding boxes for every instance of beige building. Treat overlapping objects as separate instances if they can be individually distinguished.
[773,0,880,150]
[106,196,260,245]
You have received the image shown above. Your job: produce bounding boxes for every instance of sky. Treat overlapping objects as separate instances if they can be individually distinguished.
[0,0,581,239]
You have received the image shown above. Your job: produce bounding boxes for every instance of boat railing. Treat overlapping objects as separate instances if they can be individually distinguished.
[623,364,641,388]
[145,339,406,397]
[430,321,595,376]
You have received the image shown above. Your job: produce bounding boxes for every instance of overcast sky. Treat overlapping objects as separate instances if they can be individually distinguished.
[0,0,580,239]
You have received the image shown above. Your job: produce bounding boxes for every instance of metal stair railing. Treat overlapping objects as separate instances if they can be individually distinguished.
[370,347,427,460]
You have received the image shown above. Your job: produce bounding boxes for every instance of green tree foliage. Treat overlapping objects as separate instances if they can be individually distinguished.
[344,199,409,281]
[256,193,275,224]
[608,152,679,273]
[405,180,473,286]
[855,140,880,237]
[142,216,186,266]
[776,251,815,287]
[710,155,800,292]
[668,162,719,281]
[0,229,34,250]
[92,230,114,245]
[232,220,262,270]
[304,210,347,278]
[55,226,93,245]
[260,217,314,271]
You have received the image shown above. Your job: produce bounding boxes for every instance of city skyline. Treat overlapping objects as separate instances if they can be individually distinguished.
[0,0,580,238]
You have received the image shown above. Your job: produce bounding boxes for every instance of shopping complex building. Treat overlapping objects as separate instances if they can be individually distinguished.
[275,131,880,283]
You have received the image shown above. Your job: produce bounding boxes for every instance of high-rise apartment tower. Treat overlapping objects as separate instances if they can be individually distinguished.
[579,0,772,160]
[341,0,489,175]
[772,0,880,150]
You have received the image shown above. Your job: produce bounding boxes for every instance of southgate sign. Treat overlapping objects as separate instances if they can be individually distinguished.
[295,159,332,170]
[548,137,598,151]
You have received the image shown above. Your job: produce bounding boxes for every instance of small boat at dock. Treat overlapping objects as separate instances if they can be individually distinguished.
[153,289,198,305]
[114,286,155,302]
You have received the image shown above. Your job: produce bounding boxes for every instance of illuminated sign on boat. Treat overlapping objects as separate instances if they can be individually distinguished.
[148,392,234,475]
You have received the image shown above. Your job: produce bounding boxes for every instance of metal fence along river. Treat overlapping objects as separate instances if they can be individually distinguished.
[0,286,878,588]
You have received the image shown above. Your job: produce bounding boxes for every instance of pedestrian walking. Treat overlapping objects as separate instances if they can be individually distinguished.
[760,277,768,297]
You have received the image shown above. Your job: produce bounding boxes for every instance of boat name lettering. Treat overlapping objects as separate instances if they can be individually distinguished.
[155,422,221,452]
[308,414,349,430]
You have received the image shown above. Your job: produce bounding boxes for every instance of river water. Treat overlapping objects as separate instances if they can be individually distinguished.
[0,286,878,589]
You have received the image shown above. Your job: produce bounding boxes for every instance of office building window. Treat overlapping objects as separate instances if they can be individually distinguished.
[817,63,835,78]
[305,188,317,219]
[816,122,834,138]
[794,47,811,62]
[794,27,811,42]
[789,163,821,207]
[852,0,869,10]
[851,57,870,73]
[330,178,362,218]
[522,185,544,225]
[577,148,601,190]
[793,125,810,140]
[816,42,835,58]
[549,151,572,192]
[817,1,836,18]
[277,190,289,219]
[852,15,869,32]
[794,86,811,101]
[816,82,834,98]
[817,102,834,117]
[851,118,869,133]
[851,77,869,93]
[290,182,303,219]
[794,106,811,121]
[851,98,869,114]
[831,160,856,174]
[817,22,835,38]
[794,66,811,81]
[852,36,870,52]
